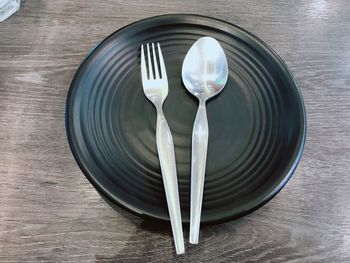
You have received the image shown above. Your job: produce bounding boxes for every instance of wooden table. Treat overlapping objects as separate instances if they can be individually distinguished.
[1,0,350,262]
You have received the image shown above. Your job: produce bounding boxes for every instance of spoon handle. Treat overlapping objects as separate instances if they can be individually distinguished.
[156,110,185,254]
[190,100,209,244]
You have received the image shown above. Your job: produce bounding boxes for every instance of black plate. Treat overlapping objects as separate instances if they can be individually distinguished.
[65,14,306,224]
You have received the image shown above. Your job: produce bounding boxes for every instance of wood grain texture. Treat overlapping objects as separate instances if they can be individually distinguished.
[1,0,350,262]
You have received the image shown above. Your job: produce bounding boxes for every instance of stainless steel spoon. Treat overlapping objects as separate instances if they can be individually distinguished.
[182,36,228,244]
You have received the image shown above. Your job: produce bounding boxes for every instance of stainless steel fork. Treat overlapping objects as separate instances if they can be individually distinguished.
[141,43,185,254]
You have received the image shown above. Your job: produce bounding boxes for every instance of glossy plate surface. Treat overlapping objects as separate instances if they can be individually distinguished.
[65,14,306,224]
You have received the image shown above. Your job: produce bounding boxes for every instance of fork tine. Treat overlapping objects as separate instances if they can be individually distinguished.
[141,44,147,82]
[157,43,167,80]
[152,43,160,79]
[147,43,154,79]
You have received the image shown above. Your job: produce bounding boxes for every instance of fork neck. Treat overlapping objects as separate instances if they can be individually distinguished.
[154,102,164,114]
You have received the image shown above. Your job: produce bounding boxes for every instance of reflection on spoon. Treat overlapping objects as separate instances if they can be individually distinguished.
[182,36,228,244]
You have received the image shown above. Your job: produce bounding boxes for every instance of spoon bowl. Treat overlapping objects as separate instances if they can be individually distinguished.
[182,37,228,100]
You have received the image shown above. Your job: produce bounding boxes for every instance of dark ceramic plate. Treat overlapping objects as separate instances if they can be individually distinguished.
[65,14,306,224]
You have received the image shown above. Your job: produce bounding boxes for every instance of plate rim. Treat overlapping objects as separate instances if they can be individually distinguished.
[65,13,307,224]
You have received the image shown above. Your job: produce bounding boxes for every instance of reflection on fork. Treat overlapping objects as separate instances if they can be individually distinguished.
[140,42,185,254]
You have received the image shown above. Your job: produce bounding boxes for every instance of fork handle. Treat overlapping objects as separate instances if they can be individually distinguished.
[156,110,185,255]
[189,100,209,244]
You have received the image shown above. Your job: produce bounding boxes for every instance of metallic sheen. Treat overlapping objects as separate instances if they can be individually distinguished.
[141,43,185,254]
[182,37,228,244]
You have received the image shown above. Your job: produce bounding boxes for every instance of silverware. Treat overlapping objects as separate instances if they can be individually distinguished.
[141,43,185,254]
[182,37,228,244]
